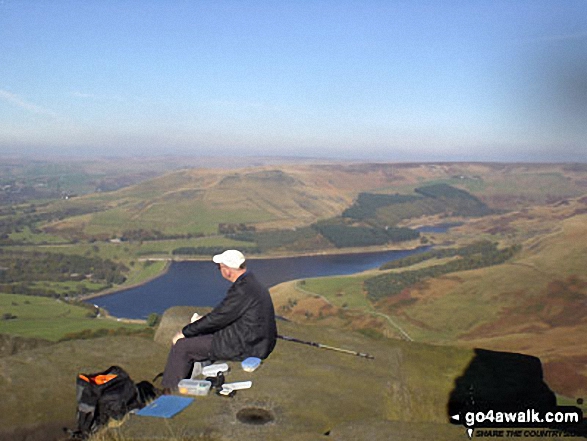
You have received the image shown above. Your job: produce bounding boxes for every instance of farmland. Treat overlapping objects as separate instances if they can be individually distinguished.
[0,293,148,342]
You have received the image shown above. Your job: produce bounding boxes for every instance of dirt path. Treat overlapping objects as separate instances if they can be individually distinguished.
[294,281,413,341]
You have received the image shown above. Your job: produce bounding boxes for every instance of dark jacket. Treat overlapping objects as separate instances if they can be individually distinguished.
[181,272,277,361]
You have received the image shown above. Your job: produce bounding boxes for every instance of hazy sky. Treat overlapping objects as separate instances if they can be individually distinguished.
[1,1,586,162]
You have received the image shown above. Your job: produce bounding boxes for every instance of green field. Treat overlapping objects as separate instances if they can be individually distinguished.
[294,250,545,343]
[301,275,372,309]
[7,226,67,244]
[0,293,147,341]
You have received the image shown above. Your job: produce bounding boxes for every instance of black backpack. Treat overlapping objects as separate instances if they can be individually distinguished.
[68,365,156,439]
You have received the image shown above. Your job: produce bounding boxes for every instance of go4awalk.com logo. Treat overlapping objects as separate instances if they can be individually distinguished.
[450,406,584,438]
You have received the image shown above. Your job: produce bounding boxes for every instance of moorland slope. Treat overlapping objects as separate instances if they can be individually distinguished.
[270,195,587,398]
[39,162,587,239]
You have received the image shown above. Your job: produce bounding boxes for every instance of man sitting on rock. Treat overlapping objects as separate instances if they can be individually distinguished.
[161,249,277,391]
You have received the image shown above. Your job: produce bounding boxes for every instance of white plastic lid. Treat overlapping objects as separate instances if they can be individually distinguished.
[241,357,262,371]
[202,363,229,377]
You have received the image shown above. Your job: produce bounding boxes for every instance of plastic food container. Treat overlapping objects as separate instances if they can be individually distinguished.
[241,357,262,372]
[178,379,211,396]
[201,363,229,377]
[222,381,252,391]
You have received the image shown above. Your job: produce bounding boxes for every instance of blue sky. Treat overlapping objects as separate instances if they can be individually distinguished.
[1,0,586,162]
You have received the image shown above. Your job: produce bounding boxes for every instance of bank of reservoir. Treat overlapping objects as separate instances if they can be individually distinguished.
[92,247,431,319]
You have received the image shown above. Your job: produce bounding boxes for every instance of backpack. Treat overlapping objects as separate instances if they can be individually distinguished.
[69,365,154,439]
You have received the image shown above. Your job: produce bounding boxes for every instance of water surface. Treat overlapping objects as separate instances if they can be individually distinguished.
[92,247,431,319]
[415,222,463,233]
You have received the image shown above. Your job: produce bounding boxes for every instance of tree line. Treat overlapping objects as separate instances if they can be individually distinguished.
[380,240,502,270]
[172,246,261,256]
[341,184,493,226]
[118,229,204,242]
[0,250,128,286]
[364,242,521,302]
[312,223,420,248]
[342,193,420,220]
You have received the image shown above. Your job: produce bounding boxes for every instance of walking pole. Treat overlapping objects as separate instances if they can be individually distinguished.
[277,334,375,360]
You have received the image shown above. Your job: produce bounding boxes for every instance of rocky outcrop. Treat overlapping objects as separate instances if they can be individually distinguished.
[153,305,212,346]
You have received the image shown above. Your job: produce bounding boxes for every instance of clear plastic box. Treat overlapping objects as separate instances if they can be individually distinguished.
[178,379,211,396]
[241,357,261,372]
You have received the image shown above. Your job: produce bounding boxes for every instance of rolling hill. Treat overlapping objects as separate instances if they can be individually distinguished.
[38,162,587,242]
[40,167,350,238]
[270,195,587,398]
[1,159,587,440]
[4,161,587,346]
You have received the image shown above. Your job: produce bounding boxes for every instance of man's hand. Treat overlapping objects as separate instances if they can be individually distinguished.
[172,331,185,345]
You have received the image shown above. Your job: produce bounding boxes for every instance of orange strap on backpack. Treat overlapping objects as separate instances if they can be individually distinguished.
[79,374,118,385]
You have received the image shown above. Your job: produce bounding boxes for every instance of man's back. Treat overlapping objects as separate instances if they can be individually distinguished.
[183,272,277,360]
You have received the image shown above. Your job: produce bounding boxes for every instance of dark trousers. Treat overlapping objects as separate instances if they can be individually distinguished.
[161,334,213,389]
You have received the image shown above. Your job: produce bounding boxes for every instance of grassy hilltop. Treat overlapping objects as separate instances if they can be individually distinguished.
[2,307,585,441]
[1,158,586,439]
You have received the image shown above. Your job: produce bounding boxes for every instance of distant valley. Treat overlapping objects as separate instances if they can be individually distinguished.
[1,158,586,400]
[1,157,587,440]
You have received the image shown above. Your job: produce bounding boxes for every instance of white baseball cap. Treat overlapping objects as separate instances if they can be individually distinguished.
[212,249,246,269]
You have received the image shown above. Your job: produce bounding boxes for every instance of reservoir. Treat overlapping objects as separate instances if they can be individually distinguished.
[91,247,431,319]
[415,222,463,233]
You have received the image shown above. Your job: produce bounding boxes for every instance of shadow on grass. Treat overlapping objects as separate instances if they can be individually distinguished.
[447,348,586,436]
